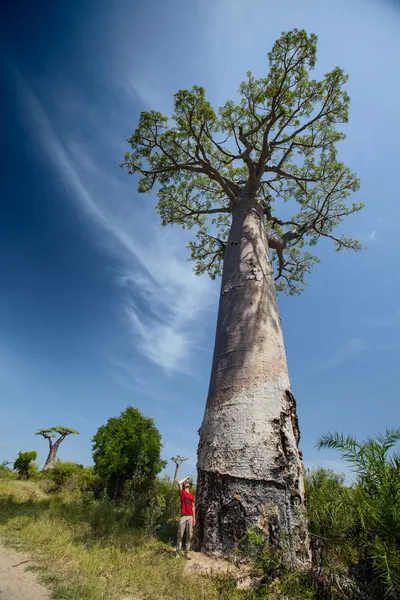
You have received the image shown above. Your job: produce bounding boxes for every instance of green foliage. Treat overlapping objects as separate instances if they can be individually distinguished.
[305,468,358,566]
[122,28,363,294]
[92,406,166,500]
[0,479,238,600]
[244,528,282,580]
[317,428,400,598]
[0,462,17,480]
[73,466,103,498]
[239,529,317,599]
[142,476,180,532]
[13,450,38,480]
[35,426,79,439]
[49,461,84,489]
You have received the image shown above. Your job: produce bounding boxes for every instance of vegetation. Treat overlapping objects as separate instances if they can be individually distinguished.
[35,426,80,470]
[0,478,228,600]
[1,410,399,600]
[306,467,358,567]
[92,406,166,501]
[13,450,38,480]
[317,428,400,599]
[121,28,362,293]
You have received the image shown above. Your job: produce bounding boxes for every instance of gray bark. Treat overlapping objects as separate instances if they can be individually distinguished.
[173,463,180,482]
[171,456,188,481]
[197,194,310,564]
[42,436,65,470]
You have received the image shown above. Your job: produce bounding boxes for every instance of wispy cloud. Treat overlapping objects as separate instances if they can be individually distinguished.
[359,229,377,241]
[162,440,197,476]
[324,337,369,368]
[13,68,217,375]
[381,309,400,327]
[324,336,395,369]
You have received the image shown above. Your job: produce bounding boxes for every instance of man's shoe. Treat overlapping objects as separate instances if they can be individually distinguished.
[186,552,191,560]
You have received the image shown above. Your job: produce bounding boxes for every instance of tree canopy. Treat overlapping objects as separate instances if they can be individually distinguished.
[92,406,166,498]
[13,450,37,479]
[122,29,363,294]
[35,426,79,439]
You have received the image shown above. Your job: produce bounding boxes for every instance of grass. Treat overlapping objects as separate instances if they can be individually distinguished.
[0,479,240,600]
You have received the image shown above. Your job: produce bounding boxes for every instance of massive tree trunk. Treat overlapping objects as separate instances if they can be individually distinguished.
[197,195,310,563]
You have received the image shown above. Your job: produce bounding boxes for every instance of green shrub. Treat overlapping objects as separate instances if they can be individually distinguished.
[50,461,84,488]
[317,428,400,599]
[142,476,179,532]
[13,451,38,480]
[92,406,166,501]
[239,529,317,599]
[0,464,17,480]
[305,468,358,567]
[73,466,104,501]
[118,475,179,533]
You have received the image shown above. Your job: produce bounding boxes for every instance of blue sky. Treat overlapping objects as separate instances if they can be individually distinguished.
[1,0,400,478]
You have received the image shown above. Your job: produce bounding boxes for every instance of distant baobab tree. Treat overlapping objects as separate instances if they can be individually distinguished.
[35,426,79,470]
[171,455,189,481]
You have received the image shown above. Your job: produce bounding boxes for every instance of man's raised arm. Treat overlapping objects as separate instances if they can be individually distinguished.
[177,476,190,492]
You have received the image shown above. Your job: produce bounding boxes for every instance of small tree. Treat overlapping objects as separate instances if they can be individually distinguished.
[171,455,189,481]
[13,450,38,479]
[92,406,166,501]
[35,426,79,470]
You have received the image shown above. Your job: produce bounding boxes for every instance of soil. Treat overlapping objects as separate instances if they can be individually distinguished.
[0,545,51,600]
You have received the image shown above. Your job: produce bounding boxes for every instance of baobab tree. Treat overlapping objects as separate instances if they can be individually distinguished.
[122,29,362,559]
[35,426,79,470]
[171,455,189,481]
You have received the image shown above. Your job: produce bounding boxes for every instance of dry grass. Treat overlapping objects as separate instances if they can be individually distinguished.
[0,479,241,600]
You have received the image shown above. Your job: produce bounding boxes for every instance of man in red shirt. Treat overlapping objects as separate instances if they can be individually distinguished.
[176,476,196,559]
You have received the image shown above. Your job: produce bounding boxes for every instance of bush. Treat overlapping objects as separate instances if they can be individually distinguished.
[38,463,103,499]
[143,476,180,532]
[50,461,84,488]
[238,529,317,599]
[317,428,400,598]
[118,475,179,533]
[0,463,17,480]
[13,451,38,480]
[92,406,166,501]
[305,468,358,567]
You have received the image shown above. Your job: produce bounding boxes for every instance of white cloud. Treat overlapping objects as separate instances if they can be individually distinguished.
[358,229,377,241]
[13,69,218,375]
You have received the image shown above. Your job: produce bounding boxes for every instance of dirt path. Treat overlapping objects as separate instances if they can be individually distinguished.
[0,545,51,600]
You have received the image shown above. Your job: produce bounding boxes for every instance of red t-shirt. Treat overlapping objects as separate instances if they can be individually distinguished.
[180,490,195,516]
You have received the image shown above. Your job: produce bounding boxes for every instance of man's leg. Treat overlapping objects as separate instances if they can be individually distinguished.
[176,517,185,556]
[185,516,193,558]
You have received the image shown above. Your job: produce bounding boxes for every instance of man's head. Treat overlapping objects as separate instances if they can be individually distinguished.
[183,480,190,491]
